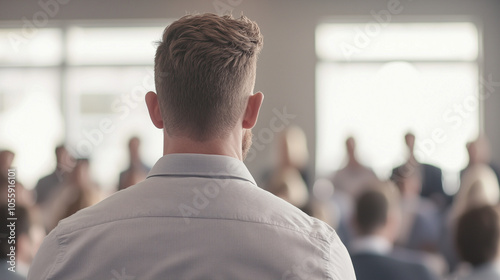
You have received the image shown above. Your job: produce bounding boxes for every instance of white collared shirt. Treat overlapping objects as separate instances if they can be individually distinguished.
[29,154,356,280]
[350,235,393,256]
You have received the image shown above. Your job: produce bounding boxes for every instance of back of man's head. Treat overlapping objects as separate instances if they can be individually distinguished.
[355,189,389,236]
[154,13,263,141]
[456,205,500,267]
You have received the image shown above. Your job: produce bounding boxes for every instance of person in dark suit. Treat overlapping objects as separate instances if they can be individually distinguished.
[34,145,74,206]
[391,132,450,210]
[350,186,437,280]
[117,137,150,190]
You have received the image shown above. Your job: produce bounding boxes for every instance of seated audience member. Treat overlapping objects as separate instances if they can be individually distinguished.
[45,158,101,231]
[452,164,500,222]
[0,205,45,279]
[266,125,334,221]
[350,185,438,280]
[310,178,339,228]
[34,145,74,206]
[330,137,379,246]
[264,125,310,187]
[461,135,500,183]
[267,166,309,209]
[455,205,500,280]
[29,14,356,279]
[442,164,500,271]
[392,132,449,210]
[392,168,440,252]
[117,136,150,190]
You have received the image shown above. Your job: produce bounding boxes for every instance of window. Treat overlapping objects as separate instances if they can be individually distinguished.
[315,21,480,193]
[0,22,168,190]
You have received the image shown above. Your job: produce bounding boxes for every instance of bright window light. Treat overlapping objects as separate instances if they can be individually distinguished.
[0,70,64,187]
[316,21,480,183]
[65,67,161,189]
[316,22,478,61]
[67,27,164,65]
[0,28,62,66]
[0,23,167,191]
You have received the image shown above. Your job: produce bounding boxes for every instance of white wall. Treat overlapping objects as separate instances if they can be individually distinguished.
[2,0,499,184]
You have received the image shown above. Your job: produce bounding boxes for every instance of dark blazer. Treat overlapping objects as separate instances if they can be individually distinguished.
[351,253,436,280]
[392,163,451,208]
[420,164,444,199]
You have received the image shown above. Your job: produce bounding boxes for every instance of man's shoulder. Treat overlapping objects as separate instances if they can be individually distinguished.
[33,177,354,280]
[55,177,334,241]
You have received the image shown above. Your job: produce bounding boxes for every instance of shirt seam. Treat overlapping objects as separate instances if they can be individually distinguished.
[44,229,66,280]
[59,215,332,242]
[146,174,256,186]
[325,232,335,280]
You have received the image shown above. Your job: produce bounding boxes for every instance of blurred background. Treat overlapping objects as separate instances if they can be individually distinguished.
[1,0,500,278]
[1,0,499,191]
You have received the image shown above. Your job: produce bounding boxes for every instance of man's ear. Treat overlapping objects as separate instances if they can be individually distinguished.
[242,92,264,129]
[145,91,164,129]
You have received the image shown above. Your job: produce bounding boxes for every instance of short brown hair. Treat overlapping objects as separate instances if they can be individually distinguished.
[154,13,263,141]
[456,205,500,267]
[355,190,389,235]
[355,181,399,235]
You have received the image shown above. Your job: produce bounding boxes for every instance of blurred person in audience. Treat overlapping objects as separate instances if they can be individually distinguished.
[329,136,379,245]
[442,163,500,272]
[266,126,335,224]
[0,150,33,207]
[117,136,150,190]
[267,166,309,210]
[0,205,46,279]
[455,205,500,280]
[310,178,339,228]
[392,167,441,253]
[29,14,355,279]
[45,158,101,231]
[266,126,310,209]
[332,136,378,198]
[391,132,449,210]
[34,145,74,206]
[452,164,500,223]
[350,185,438,280]
[461,135,500,184]
[265,125,310,184]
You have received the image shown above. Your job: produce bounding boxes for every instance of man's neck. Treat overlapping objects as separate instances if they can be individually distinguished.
[163,131,243,161]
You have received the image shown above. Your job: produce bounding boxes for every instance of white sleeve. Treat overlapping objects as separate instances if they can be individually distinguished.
[28,229,60,280]
[328,232,357,280]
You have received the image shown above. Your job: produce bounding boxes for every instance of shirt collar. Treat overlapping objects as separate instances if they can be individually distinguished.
[350,235,393,255]
[147,153,257,186]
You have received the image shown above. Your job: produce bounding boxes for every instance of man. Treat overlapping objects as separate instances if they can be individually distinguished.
[118,136,150,190]
[330,136,379,245]
[332,137,378,198]
[34,145,74,206]
[350,186,436,280]
[29,14,355,279]
[392,167,440,252]
[391,132,449,210]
